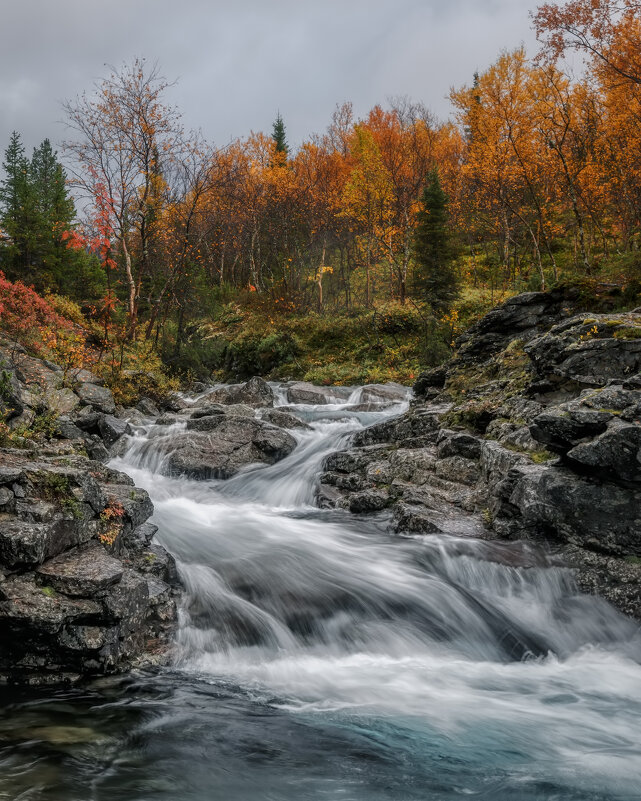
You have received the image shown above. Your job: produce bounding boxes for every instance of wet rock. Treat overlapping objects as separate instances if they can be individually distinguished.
[259,408,311,430]
[12,353,62,391]
[136,397,161,417]
[188,404,226,419]
[492,461,641,554]
[73,409,102,434]
[525,313,641,389]
[0,368,25,421]
[565,420,641,482]
[0,574,103,635]
[323,446,388,474]
[209,376,274,408]
[36,544,124,596]
[0,486,14,507]
[348,489,389,514]
[353,407,442,448]
[359,383,407,404]
[286,382,350,405]
[163,392,191,412]
[435,456,480,486]
[485,420,539,451]
[123,522,158,550]
[436,430,482,460]
[76,383,116,415]
[0,516,99,569]
[315,483,344,509]
[0,449,180,681]
[86,439,110,462]
[186,415,228,432]
[414,365,448,396]
[530,408,611,453]
[565,546,641,620]
[153,417,296,480]
[155,414,179,426]
[479,440,530,487]
[389,449,437,484]
[320,471,365,492]
[56,416,86,441]
[98,414,132,446]
[392,502,445,535]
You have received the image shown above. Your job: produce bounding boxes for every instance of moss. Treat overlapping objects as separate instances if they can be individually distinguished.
[530,449,555,464]
[40,586,57,598]
[40,473,83,518]
[481,507,493,526]
[41,473,71,500]
[498,440,554,463]
[624,556,641,566]
[613,327,641,340]
[62,497,84,519]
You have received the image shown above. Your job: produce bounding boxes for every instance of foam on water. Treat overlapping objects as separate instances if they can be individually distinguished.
[104,386,641,798]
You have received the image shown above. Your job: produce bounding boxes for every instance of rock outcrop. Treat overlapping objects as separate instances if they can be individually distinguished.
[144,415,297,480]
[322,290,641,620]
[0,452,179,684]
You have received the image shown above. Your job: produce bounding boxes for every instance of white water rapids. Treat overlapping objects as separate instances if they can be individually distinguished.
[102,384,641,800]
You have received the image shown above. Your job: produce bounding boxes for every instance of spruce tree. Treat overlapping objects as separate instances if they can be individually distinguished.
[30,139,76,287]
[412,168,459,314]
[272,113,288,156]
[0,131,38,278]
[0,133,103,299]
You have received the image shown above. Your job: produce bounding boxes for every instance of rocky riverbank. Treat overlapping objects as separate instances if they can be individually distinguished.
[1,287,640,682]
[0,340,181,683]
[318,289,641,620]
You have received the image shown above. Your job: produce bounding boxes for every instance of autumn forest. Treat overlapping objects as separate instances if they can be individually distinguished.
[2,0,641,390]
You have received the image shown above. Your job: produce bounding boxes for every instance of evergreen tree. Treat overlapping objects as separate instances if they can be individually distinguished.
[0,133,103,299]
[30,139,76,287]
[272,113,289,156]
[0,131,39,278]
[412,169,459,314]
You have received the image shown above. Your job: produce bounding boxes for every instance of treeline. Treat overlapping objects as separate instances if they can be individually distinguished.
[0,134,104,298]
[2,0,641,358]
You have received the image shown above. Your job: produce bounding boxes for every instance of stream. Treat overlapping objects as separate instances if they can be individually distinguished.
[1,387,641,800]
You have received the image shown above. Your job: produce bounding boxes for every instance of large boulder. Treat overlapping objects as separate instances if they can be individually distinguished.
[207,376,274,408]
[525,313,641,390]
[286,382,352,405]
[358,383,408,404]
[76,383,116,415]
[147,417,297,480]
[259,408,311,430]
[565,420,641,482]
[492,461,641,555]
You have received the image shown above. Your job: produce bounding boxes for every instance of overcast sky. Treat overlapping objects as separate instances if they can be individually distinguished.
[0,0,537,158]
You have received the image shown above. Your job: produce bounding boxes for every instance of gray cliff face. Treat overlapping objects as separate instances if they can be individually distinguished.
[321,291,641,620]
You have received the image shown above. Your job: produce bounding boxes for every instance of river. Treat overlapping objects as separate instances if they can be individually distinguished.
[1,387,640,800]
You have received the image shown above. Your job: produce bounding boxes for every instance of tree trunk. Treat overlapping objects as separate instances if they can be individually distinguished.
[121,235,138,339]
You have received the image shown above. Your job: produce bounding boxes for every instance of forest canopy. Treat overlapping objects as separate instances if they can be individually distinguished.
[2,0,641,384]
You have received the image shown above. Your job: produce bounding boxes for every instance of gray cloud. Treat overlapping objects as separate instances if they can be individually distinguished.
[0,0,536,156]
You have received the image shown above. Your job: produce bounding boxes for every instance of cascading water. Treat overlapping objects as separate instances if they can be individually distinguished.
[1,387,640,801]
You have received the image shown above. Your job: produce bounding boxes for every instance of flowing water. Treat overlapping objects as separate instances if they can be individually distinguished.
[1,388,641,800]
